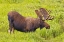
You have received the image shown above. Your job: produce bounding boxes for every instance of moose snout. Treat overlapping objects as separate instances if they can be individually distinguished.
[46,25,50,29]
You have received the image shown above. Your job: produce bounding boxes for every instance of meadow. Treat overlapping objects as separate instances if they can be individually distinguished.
[0,0,64,42]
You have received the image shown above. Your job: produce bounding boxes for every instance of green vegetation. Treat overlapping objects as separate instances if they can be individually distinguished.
[0,0,64,42]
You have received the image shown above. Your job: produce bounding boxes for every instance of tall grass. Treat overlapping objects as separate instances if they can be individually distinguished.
[0,0,64,42]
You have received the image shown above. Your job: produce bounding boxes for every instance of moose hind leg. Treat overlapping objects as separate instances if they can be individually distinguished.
[8,21,14,34]
[8,17,14,34]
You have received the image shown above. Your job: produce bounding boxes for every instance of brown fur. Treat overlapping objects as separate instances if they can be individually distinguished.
[8,11,50,33]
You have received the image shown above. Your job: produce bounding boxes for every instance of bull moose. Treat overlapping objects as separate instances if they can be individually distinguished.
[8,8,53,33]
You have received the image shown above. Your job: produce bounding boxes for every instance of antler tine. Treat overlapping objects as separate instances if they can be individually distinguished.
[35,10,45,20]
[46,15,54,20]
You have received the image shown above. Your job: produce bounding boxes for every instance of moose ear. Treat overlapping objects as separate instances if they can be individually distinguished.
[39,8,54,20]
[35,10,45,20]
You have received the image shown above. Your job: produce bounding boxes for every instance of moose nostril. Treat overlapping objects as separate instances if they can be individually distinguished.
[48,26,50,29]
[46,26,50,29]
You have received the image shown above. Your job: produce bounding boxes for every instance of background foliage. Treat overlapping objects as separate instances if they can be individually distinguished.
[0,0,64,42]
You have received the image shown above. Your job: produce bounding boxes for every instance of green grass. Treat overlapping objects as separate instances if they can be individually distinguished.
[0,0,64,42]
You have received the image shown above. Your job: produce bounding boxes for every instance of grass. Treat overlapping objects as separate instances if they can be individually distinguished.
[0,0,64,42]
